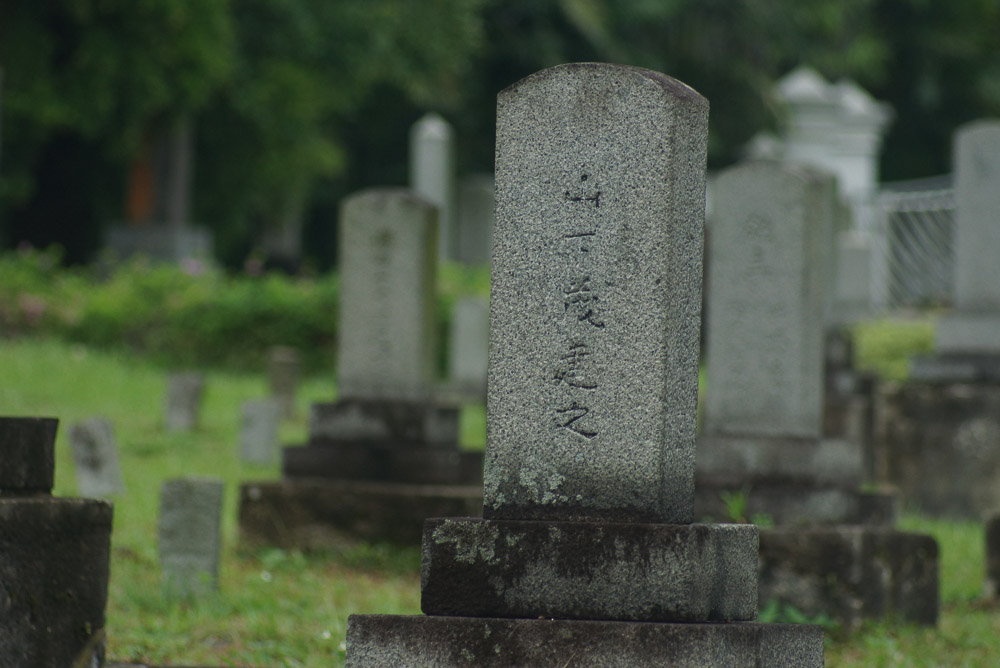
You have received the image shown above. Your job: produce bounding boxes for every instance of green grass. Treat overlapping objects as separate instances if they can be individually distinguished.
[851,315,937,381]
[3,337,1000,665]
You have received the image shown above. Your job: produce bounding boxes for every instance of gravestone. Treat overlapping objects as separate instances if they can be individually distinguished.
[239,399,279,466]
[159,477,224,598]
[164,372,205,433]
[455,173,494,265]
[698,160,937,627]
[240,189,482,548]
[346,62,823,666]
[0,417,112,667]
[879,121,1000,518]
[267,345,300,420]
[69,417,125,497]
[410,113,456,261]
[446,296,488,399]
[698,161,877,524]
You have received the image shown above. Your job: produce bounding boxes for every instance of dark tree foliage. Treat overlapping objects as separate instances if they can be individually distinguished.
[1,0,997,265]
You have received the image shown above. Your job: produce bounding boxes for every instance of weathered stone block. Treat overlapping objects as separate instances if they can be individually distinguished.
[159,477,224,598]
[346,615,824,667]
[69,417,125,498]
[239,480,483,548]
[874,380,1000,517]
[0,416,57,494]
[421,518,757,622]
[759,526,939,627]
[309,399,459,448]
[0,497,113,667]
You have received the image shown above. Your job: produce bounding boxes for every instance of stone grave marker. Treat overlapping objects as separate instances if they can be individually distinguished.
[410,113,455,261]
[455,173,494,265]
[164,371,205,433]
[69,417,125,497]
[240,188,482,548]
[698,160,937,627]
[0,417,112,666]
[159,477,224,598]
[346,62,823,666]
[267,345,300,420]
[336,189,437,403]
[239,399,279,466]
[446,295,488,398]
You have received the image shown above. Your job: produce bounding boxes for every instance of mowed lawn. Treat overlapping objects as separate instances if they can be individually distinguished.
[2,337,998,666]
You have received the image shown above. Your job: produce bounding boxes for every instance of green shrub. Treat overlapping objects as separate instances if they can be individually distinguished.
[850,317,937,381]
[0,249,490,375]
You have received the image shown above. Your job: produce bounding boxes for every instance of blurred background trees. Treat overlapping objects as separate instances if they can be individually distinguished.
[1,0,998,268]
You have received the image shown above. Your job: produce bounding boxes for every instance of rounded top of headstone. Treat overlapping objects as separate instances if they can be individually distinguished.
[411,112,454,141]
[776,66,831,105]
[500,62,707,109]
[720,157,835,189]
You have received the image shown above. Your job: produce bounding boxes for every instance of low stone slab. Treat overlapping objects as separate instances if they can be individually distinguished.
[910,353,1000,383]
[759,526,939,627]
[694,485,897,527]
[696,435,862,488]
[238,480,483,548]
[421,518,757,622]
[282,444,483,485]
[346,615,824,667]
[0,497,113,667]
[0,416,57,493]
[309,399,459,448]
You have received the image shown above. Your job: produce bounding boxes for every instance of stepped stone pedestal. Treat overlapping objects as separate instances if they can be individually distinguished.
[346,63,822,666]
[0,417,113,668]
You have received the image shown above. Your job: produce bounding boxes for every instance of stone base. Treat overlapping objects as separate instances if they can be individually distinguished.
[346,615,824,667]
[0,497,113,667]
[759,526,939,628]
[309,398,460,448]
[933,312,1000,357]
[874,380,1000,517]
[910,353,1000,383]
[694,484,896,526]
[696,434,894,525]
[238,479,483,548]
[283,444,483,485]
[422,518,757,622]
[105,224,213,263]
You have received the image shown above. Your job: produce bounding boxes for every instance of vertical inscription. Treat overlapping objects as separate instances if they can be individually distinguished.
[553,173,604,439]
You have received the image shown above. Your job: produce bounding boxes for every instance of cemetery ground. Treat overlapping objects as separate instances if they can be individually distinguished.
[2,335,998,666]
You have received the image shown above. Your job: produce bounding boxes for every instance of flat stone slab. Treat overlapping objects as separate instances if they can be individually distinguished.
[421,518,757,622]
[283,444,482,485]
[0,416,57,494]
[0,497,113,667]
[309,399,459,448]
[910,352,1000,383]
[694,484,897,527]
[696,435,862,488]
[238,480,483,548]
[759,526,939,627]
[346,615,824,667]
